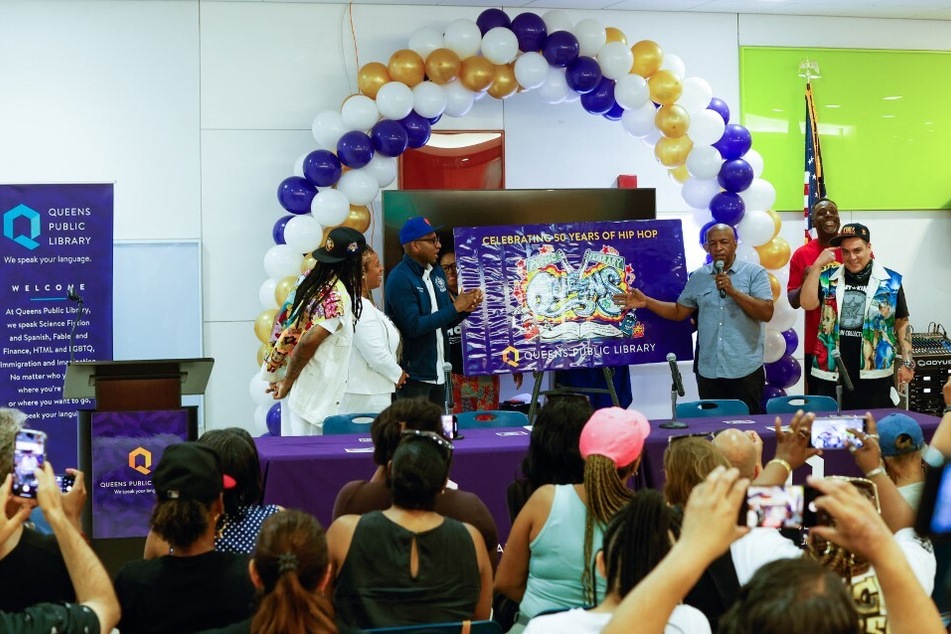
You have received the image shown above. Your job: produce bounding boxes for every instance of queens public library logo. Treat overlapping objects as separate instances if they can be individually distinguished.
[128,447,152,476]
[3,204,41,250]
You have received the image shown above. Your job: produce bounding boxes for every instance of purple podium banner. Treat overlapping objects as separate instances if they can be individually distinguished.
[0,184,113,467]
[455,219,693,375]
[90,410,189,539]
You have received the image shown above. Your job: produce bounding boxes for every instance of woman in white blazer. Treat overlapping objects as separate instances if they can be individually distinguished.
[340,247,407,414]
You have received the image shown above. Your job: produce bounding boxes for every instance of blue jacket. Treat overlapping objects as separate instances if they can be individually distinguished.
[385,254,464,381]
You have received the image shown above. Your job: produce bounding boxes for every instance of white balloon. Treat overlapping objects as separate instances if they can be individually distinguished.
[682,177,720,210]
[660,53,685,80]
[292,152,307,178]
[258,278,279,309]
[443,81,474,117]
[513,52,549,90]
[543,10,573,33]
[311,110,346,150]
[768,297,797,332]
[735,209,775,247]
[310,188,350,227]
[614,74,649,110]
[691,207,713,228]
[573,18,605,57]
[375,82,414,120]
[744,148,765,178]
[677,77,713,114]
[254,404,269,433]
[563,88,580,104]
[264,244,302,280]
[620,101,657,138]
[365,154,398,188]
[688,109,727,146]
[341,95,379,132]
[337,169,379,206]
[249,374,273,407]
[537,66,568,105]
[412,81,447,118]
[283,215,324,254]
[735,241,761,265]
[641,129,662,148]
[444,19,482,58]
[685,145,723,180]
[409,26,444,59]
[764,329,786,363]
[597,42,633,80]
[482,27,519,65]
[740,178,777,212]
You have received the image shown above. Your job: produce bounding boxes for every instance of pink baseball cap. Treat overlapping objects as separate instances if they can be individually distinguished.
[579,407,651,467]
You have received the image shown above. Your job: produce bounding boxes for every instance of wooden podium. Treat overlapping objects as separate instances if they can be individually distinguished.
[63,358,214,411]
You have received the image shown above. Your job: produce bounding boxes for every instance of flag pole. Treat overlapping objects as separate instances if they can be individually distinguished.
[800,59,824,244]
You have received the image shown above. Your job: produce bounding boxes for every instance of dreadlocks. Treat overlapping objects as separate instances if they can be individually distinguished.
[581,454,635,604]
[289,254,364,327]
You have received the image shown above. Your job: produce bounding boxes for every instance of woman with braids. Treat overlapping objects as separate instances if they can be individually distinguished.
[262,226,366,435]
[523,489,710,633]
[494,407,650,633]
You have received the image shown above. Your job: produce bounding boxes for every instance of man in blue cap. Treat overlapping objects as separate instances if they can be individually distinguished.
[877,412,926,509]
[385,217,484,405]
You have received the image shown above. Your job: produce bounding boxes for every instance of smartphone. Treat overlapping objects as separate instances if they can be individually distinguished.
[441,414,456,440]
[55,474,76,494]
[915,455,951,538]
[739,485,820,529]
[12,429,47,498]
[810,416,865,450]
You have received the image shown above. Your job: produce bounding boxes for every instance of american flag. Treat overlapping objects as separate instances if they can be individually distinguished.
[803,82,826,242]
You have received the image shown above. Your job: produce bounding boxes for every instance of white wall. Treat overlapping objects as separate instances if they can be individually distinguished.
[1,0,948,429]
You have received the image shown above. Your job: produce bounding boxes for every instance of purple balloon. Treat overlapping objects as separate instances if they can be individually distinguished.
[708,97,730,124]
[371,119,409,157]
[765,355,802,389]
[511,13,547,52]
[399,112,432,149]
[782,328,799,357]
[272,214,293,245]
[602,101,624,121]
[277,176,317,214]
[713,123,753,160]
[302,150,341,188]
[565,56,602,95]
[699,220,717,245]
[717,159,754,193]
[580,77,615,115]
[709,191,746,226]
[427,114,442,125]
[477,8,511,35]
[336,130,374,169]
[761,384,787,412]
[266,402,281,436]
[543,30,580,68]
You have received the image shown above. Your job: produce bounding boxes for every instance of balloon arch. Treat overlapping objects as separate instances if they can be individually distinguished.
[248,8,802,432]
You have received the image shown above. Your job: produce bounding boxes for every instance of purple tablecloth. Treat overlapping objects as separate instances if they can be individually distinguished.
[255,409,940,544]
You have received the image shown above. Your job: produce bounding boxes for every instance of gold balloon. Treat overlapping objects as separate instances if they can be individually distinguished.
[425,48,461,85]
[766,208,782,240]
[648,69,682,106]
[342,205,371,233]
[768,272,781,301]
[655,104,690,138]
[460,56,495,93]
[388,49,425,87]
[654,136,693,168]
[256,342,269,367]
[488,63,519,99]
[755,236,792,270]
[668,165,691,185]
[254,309,278,344]
[605,27,627,45]
[631,40,663,78]
[358,62,390,99]
[301,254,317,273]
[274,275,298,307]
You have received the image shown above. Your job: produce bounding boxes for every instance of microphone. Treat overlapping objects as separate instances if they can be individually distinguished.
[713,260,725,299]
[442,362,455,414]
[667,352,685,397]
[66,285,85,363]
[831,349,854,392]
[67,285,83,302]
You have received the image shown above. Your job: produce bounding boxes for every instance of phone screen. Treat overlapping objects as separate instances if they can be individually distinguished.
[55,474,76,494]
[441,415,455,440]
[741,485,819,529]
[916,458,951,537]
[811,416,865,450]
[12,430,47,498]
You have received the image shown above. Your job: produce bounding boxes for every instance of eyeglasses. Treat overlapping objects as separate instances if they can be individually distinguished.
[400,429,454,461]
[440,262,457,274]
[668,432,714,446]
[415,236,440,246]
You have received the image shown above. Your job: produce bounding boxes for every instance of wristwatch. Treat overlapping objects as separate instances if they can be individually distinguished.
[901,357,916,370]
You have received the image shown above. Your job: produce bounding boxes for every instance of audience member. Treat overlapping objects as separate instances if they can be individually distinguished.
[524,489,710,633]
[331,398,498,569]
[328,429,492,629]
[877,412,927,509]
[495,407,649,631]
[262,226,366,435]
[711,428,763,480]
[115,443,255,633]
[505,393,591,522]
[340,246,407,414]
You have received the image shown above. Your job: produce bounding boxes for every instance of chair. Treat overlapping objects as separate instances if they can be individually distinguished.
[365,620,503,633]
[765,395,838,414]
[322,412,378,435]
[455,410,529,430]
[675,399,750,419]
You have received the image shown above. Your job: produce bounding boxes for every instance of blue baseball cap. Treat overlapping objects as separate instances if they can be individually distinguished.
[399,216,444,244]
[877,413,925,457]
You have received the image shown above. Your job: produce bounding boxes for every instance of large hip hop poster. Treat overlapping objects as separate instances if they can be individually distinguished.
[0,184,113,467]
[455,219,693,375]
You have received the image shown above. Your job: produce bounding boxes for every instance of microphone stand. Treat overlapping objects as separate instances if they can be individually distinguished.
[443,363,463,440]
[660,383,687,429]
[68,295,84,363]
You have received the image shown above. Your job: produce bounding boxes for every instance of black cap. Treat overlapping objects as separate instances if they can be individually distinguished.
[829,222,870,247]
[152,443,235,503]
[313,227,366,263]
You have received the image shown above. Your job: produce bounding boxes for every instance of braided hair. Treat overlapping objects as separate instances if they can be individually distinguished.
[581,454,635,604]
[601,489,673,597]
[289,254,364,327]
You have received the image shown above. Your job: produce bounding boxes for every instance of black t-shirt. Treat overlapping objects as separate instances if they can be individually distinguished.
[0,602,100,634]
[0,527,75,612]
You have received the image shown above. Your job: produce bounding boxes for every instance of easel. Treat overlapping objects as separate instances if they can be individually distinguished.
[526,367,620,423]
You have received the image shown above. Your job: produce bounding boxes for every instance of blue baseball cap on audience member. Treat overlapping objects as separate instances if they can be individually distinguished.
[399,217,444,244]
[877,413,925,457]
